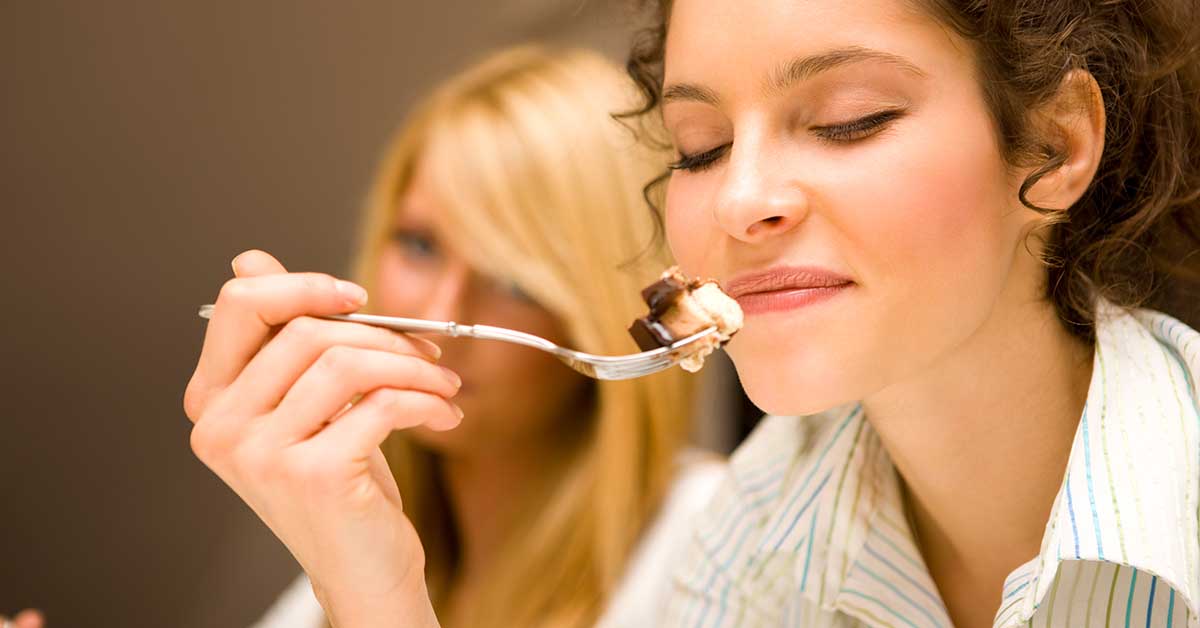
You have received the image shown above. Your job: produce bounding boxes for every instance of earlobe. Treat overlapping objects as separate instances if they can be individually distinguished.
[1021,69,1107,212]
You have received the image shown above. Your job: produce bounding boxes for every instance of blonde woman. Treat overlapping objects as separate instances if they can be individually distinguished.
[184,46,725,627]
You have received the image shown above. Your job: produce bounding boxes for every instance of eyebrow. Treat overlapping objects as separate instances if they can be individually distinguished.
[662,46,927,106]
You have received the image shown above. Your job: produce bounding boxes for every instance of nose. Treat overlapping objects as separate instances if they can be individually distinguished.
[712,141,809,243]
[421,260,472,322]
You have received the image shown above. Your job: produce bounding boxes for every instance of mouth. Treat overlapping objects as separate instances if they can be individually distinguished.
[725,266,854,316]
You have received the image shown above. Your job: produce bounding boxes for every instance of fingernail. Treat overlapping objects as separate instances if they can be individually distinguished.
[335,280,368,306]
[420,339,443,360]
[452,403,464,419]
[441,366,462,388]
[230,253,245,276]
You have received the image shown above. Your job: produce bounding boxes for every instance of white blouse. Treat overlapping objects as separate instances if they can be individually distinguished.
[666,304,1200,627]
[251,453,726,628]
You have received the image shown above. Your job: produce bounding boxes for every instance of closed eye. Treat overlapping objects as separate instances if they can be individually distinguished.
[812,108,906,144]
[668,143,731,173]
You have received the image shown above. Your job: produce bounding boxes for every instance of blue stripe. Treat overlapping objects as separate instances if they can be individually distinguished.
[854,561,946,628]
[1065,475,1082,558]
[759,406,861,546]
[799,503,819,592]
[699,451,792,550]
[736,452,794,491]
[771,469,833,553]
[690,407,856,628]
[840,589,921,628]
[697,491,795,628]
[699,470,787,561]
[697,470,832,628]
[1167,588,1175,628]
[1125,569,1138,628]
[863,541,944,610]
[1003,580,1030,600]
[1154,326,1200,615]
[1002,573,1030,595]
[1145,575,1157,628]
[873,524,926,573]
[1080,403,1107,560]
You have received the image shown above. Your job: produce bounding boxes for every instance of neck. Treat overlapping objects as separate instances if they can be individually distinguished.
[863,281,1094,623]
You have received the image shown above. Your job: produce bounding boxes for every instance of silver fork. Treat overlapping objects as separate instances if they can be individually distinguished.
[197,304,716,380]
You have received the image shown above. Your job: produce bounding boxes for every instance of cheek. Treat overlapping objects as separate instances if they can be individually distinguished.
[374,250,436,315]
[729,104,1019,415]
[665,175,724,275]
[842,103,1016,311]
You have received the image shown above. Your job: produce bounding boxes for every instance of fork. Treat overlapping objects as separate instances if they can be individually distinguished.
[197,304,716,380]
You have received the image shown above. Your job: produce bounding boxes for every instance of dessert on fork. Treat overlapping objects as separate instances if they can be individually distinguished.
[628,266,743,372]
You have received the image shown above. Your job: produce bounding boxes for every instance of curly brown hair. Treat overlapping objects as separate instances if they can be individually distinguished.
[623,0,1200,341]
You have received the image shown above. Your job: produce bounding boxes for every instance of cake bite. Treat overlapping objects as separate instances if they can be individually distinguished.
[627,266,743,372]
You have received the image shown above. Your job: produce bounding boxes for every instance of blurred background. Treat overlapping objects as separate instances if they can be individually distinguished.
[0,1,758,626]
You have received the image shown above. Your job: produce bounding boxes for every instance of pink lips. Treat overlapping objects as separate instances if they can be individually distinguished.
[725,266,854,315]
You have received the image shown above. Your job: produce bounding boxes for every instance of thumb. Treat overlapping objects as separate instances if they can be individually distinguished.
[232,249,289,278]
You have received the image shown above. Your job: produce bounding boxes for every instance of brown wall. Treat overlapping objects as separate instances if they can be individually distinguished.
[0,2,639,626]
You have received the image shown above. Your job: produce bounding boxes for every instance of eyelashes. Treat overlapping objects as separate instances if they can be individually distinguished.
[812,108,905,143]
[668,108,907,173]
[668,143,731,173]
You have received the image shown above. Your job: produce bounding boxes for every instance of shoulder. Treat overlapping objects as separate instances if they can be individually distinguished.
[249,573,325,628]
[1104,305,1200,407]
[1130,307,1200,369]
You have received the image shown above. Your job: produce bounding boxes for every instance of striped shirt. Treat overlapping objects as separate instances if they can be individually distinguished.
[666,305,1200,627]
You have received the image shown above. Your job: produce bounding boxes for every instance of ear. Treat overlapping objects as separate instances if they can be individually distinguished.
[1020,69,1106,211]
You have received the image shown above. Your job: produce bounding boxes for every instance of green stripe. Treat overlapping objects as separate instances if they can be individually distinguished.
[839,432,876,582]
[814,418,868,606]
[1082,560,1104,627]
[1123,335,1156,554]
[1043,567,1062,626]
[1097,345,1129,561]
[1105,564,1121,627]
[1156,334,1196,584]
[1061,561,1085,626]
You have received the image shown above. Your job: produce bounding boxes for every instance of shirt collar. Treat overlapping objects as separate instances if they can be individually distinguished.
[749,305,1200,627]
[999,305,1200,625]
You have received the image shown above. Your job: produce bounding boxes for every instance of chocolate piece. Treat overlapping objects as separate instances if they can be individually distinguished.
[641,275,687,317]
[628,317,674,351]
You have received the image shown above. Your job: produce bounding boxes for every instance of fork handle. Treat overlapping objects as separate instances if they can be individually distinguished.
[196,305,557,351]
[197,304,474,336]
[327,314,560,354]
[323,312,475,337]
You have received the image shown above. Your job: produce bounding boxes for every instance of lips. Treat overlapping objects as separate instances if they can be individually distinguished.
[725,266,854,315]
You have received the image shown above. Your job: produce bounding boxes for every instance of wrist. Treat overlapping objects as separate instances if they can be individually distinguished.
[313,558,438,628]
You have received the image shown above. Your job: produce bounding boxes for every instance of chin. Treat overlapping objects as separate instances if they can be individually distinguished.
[726,332,863,417]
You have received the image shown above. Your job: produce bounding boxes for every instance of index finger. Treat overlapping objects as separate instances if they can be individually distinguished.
[188,269,369,414]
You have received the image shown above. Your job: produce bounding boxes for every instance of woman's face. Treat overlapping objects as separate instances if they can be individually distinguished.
[374,162,591,456]
[662,0,1044,415]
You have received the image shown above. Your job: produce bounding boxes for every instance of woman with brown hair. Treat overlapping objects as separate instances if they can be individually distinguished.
[181,0,1200,625]
[628,0,1200,625]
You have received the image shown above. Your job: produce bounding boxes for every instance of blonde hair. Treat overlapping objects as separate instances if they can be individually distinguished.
[351,46,694,626]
